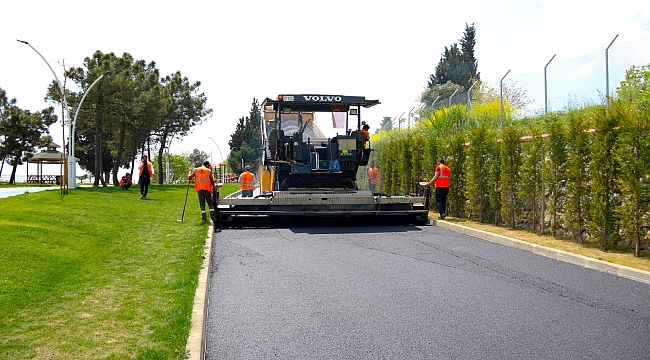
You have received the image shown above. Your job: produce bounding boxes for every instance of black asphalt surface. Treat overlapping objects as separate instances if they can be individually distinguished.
[206,225,650,359]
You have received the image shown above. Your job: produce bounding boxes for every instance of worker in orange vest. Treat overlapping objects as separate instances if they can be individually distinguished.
[366,160,378,193]
[188,160,216,222]
[138,155,154,199]
[425,158,451,219]
[361,124,370,148]
[238,165,256,198]
[119,172,132,190]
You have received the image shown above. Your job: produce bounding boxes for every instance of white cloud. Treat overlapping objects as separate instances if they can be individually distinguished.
[572,60,599,77]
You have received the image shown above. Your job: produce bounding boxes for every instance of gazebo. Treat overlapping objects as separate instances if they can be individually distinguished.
[26,142,69,184]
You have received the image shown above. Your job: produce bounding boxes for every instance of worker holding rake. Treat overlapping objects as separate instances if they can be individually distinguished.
[188,160,216,223]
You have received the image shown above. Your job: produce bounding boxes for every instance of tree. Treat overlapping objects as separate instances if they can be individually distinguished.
[227,98,263,173]
[589,106,620,250]
[243,98,262,161]
[475,80,531,111]
[615,63,650,256]
[420,82,464,108]
[466,124,491,222]
[154,72,212,184]
[428,23,480,89]
[445,133,467,217]
[227,142,255,174]
[518,124,543,232]
[500,126,522,228]
[152,154,191,184]
[615,102,649,257]
[52,52,163,187]
[0,88,17,179]
[0,104,57,183]
[185,149,209,168]
[377,116,393,132]
[543,115,567,237]
[564,111,591,242]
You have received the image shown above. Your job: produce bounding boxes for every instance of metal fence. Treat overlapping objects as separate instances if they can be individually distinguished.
[419,24,650,120]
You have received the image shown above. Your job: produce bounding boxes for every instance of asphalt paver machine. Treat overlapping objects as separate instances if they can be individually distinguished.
[215,94,429,228]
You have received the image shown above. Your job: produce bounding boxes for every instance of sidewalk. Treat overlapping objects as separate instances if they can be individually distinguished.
[429,218,650,285]
[0,187,57,199]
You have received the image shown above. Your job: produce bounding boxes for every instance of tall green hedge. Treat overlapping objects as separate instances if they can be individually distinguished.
[363,73,649,254]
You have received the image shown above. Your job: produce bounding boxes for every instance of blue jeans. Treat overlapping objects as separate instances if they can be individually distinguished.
[241,189,253,198]
[435,187,449,217]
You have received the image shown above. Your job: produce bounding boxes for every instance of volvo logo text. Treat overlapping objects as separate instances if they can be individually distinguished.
[303,95,342,102]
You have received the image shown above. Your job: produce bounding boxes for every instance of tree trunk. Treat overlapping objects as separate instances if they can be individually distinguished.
[9,162,18,184]
[93,91,106,187]
[112,122,127,186]
[577,205,583,243]
[157,132,168,184]
[0,155,5,179]
[532,192,537,232]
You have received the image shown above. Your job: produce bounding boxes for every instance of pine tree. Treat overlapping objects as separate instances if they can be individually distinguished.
[518,123,543,232]
[466,124,491,222]
[589,106,620,251]
[428,23,480,89]
[446,133,467,217]
[544,115,567,237]
[500,126,522,228]
[487,131,501,225]
[459,23,480,83]
[615,101,650,256]
[564,111,591,243]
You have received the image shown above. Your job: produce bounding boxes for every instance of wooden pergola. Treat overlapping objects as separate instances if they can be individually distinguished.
[26,142,71,184]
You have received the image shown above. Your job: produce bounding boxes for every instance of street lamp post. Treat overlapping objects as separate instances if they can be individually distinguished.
[68,71,110,188]
[17,40,69,189]
[207,136,224,182]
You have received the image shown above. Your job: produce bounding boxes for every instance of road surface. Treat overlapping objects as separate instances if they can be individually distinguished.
[206,225,650,359]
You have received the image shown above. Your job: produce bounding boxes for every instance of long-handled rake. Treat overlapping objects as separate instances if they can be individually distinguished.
[178,181,191,222]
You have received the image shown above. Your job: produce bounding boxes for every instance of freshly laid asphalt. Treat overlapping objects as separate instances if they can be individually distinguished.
[205,225,650,359]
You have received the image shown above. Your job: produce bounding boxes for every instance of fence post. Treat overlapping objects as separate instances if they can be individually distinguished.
[467,81,478,127]
[449,88,459,108]
[544,55,556,114]
[500,70,510,130]
[605,34,619,109]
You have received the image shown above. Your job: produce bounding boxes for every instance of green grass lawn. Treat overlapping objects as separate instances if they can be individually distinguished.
[0,183,238,359]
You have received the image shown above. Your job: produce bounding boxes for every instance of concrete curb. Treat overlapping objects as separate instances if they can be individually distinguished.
[185,224,214,360]
[429,218,650,285]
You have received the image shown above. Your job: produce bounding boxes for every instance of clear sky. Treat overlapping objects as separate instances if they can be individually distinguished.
[1,0,649,176]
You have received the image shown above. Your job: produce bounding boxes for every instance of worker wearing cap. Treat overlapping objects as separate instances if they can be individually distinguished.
[188,160,216,222]
[361,124,370,148]
[238,165,256,198]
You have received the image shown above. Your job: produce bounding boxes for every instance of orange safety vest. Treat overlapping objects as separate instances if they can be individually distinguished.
[194,167,214,193]
[239,171,255,190]
[367,167,378,185]
[434,164,451,188]
[120,175,131,186]
[139,162,153,177]
[361,129,370,147]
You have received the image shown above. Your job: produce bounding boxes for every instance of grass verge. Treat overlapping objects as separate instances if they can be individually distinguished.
[0,183,238,359]
[435,213,650,273]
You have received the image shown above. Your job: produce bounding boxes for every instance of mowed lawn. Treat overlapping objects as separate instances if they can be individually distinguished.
[0,183,238,359]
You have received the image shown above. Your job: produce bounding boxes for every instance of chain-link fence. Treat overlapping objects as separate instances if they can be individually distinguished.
[420,24,650,119]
